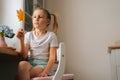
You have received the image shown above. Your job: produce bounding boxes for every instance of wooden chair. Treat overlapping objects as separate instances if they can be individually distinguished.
[31,42,74,80]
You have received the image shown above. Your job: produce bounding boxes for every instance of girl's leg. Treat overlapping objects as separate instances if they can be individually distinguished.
[30,66,43,78]
[17,61,32,80]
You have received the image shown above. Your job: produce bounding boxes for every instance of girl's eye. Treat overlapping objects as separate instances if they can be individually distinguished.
[33,16,36,18]
[33,16,44,18]
[38,16,44,18]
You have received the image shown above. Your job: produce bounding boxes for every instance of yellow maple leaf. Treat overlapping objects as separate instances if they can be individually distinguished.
[16,9,25,23]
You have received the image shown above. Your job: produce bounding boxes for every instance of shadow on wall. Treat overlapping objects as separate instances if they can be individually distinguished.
[0,0,4,24]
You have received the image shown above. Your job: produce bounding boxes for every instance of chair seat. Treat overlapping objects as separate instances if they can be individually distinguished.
[31,76,53,80]
[31,74,74,80]
[62,74,74,80]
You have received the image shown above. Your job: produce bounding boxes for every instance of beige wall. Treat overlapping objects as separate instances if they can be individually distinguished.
[0,0,24,33]
[46,0,120,80]
[0,0,24,49]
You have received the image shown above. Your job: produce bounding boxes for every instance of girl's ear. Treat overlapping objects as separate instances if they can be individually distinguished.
[47,19,50,25]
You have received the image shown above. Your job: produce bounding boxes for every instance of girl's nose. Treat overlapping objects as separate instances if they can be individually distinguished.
[35,17,39,21]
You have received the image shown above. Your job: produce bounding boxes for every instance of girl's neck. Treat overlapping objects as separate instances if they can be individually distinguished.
[34,29,47,37]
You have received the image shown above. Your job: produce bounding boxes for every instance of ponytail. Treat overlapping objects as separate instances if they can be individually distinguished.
[51,14,58,35]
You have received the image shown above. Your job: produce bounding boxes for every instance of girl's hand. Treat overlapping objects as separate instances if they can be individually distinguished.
[38,72,48,77]
[16,28,24,40]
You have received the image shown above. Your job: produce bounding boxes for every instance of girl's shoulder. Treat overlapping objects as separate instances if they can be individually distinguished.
[47,31,56,36]
[47,31,57,39]
[25,31,33,38]
[25,31,33,35]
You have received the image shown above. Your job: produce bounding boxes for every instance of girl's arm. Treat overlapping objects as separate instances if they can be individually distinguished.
[16,39,29,59]
[16,28,29,58]
[23,44,29,58]
[40,47,57,76]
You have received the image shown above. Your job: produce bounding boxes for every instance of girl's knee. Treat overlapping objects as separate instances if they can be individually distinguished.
[18,61,31,71]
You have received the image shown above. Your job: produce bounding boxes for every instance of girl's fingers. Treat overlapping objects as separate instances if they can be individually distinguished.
[38,73,48,77]
[19,28,24,33]
[16,28,24,39]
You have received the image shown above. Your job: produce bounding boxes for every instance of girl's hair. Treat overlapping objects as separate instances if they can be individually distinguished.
[32,7,58,34]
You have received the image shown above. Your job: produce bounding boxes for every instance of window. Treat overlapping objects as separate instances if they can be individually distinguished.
[24,0,45,31]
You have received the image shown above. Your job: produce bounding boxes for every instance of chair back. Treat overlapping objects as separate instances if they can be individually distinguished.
[53,42,65,80]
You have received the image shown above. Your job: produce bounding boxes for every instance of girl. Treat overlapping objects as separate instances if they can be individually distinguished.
[16,7,58,80]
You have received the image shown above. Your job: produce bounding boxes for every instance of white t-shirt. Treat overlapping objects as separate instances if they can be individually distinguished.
[25,31,58,59]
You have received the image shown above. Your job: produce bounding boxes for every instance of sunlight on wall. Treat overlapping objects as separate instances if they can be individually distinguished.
[0,0,24,49]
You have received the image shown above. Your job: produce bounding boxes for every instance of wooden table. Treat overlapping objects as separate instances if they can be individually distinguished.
[108,40,120,53]
[0,47,21,80]
[108,40,120,80]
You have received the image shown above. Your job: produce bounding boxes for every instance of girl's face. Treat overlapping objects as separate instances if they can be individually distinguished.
[32,9,50,30]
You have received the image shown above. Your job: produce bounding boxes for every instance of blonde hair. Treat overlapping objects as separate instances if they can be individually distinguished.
[32,8,58,34]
